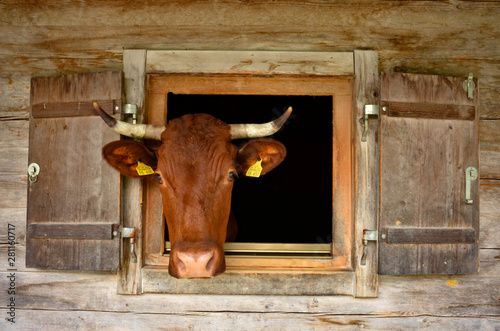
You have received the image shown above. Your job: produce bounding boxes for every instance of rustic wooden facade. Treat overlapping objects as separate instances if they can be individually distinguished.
[1,1,499,329]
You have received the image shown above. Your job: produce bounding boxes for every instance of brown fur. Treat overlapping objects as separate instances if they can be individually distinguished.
[101,113,287,278]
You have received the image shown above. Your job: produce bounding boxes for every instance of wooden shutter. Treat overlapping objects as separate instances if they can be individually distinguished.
[27,72,122,271]
[379,73,479,275]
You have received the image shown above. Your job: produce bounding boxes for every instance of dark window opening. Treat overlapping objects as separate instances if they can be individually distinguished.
[166,94,333,244]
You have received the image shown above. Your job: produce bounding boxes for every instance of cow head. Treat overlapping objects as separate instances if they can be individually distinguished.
[93,103,291,278]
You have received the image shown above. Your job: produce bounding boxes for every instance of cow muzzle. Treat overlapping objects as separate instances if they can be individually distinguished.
[169,243,225,278]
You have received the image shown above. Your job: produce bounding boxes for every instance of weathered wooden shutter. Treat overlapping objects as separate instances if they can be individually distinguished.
[26,72,122,271]
[379,73,479,275]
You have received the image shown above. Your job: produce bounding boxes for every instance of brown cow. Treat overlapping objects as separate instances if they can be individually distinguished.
[93,103,292,278]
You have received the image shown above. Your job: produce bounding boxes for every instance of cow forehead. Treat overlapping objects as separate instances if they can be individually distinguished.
[161,113,231,143]
[157,114,236,175]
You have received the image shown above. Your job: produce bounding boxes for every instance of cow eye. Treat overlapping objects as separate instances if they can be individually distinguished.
[228,171,237,180]
[156,174,163,182]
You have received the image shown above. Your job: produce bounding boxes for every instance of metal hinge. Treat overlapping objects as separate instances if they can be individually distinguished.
[361,105,379,142]
[123,104,138,124]
[122,227,137,263]
[463,72,476,100]
[360,230,378,265]
[465,166,478,204]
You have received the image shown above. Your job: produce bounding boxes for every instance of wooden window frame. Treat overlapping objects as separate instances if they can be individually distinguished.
[119,50,379,297]
[143,74,353,272]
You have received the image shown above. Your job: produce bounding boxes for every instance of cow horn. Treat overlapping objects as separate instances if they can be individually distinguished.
[229,107,293,140]
[93,102,165,140]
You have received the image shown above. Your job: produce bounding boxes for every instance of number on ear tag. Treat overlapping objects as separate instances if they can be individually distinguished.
[136,161,154,176]
[246,158,263,178]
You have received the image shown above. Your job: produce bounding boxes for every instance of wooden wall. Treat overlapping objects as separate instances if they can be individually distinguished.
[1,1,498,329]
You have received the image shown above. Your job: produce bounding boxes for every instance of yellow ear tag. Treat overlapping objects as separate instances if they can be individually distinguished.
[136,161,155,176]
[246,158,263,178]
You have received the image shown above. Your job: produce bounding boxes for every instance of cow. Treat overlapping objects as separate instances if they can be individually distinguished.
[93,102,292,278]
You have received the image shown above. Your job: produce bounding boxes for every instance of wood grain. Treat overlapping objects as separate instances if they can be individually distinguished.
[0,173,27,209]
[381,101,476,120]
[0,75,31,112]
[0,1,499,328]
[143,267,354,296]
[31,99,119,118]
[353,50,380,298]
[479,120,500,178]
[27,223,117,240]
[117,49,147,294]
[382,227,476,244]
[0,256,497,324]
[147,50,354,76]
[143,91,165,257]
[26,72,122,271]
[378,57,500,120]
[2,310,499,331]
[148,74,352,96]
[0,208,26,244]
[379,73,479,275]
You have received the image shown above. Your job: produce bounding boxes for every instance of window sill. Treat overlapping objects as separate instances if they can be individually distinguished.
[142,265,354,295]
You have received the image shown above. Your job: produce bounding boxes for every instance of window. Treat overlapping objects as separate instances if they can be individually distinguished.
[143,74,354,272]
[166,94,333,245]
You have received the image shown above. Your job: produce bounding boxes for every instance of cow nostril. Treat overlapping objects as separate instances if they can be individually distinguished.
[174,253,187,273]
[205,254,216,272]
[174,249,217,278]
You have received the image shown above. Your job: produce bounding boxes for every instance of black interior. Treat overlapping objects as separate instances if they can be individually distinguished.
[166,94,333,244]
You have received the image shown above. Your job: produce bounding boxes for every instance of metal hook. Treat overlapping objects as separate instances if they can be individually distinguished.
[28,163,40,183]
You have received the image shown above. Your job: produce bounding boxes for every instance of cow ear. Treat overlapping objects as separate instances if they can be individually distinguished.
[102,140,158,178]
[237,138,287,176]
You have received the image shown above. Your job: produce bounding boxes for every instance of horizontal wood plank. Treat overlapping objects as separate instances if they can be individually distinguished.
[381,73,477,106]
[0,119,28,147]
[147,50,354,76]
[148,74,352,96]
[381,101,476,120]
[31,100,119,118]
[0,75,31,113]
[3,310,499,331]
[382,227,477,244]
[0,2,498,61]
[479,179,500,215]
[479,120,500,178]
[480,179,500,248]
[30,72,123,105]
[147,253,350,271]
[0,173,27,209]
[0,208,26,244]
[0,120,30,208]
[1,257,498,314]
[28,223,118,240]
[480,214,500,249]
[143,267,354,296]
[1,1,498,29]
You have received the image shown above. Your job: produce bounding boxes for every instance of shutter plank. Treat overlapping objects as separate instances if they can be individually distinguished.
[27,72,121,271]
[32,100,119,118]
[28,224,118,240]
[379,73,479,275]
[381,101,475,120]
[382,227,476,244]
